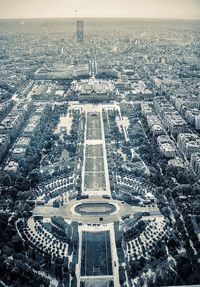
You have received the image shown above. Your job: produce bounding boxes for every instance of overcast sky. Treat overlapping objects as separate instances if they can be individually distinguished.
[0,0,200,20]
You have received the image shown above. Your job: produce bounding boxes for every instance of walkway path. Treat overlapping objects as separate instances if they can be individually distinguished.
[81,106,111,197]
[74,104,120,287]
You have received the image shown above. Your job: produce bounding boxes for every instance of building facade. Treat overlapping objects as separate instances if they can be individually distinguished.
[76,20,84,43]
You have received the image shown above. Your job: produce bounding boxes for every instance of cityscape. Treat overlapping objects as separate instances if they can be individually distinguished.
[0,1,200,287]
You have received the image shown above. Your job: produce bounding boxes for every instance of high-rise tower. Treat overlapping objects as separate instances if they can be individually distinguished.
[76,20,84,43]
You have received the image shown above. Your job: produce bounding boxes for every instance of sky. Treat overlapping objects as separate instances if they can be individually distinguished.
[0,0,200,20]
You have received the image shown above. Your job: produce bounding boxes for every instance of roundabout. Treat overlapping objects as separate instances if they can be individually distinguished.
[33,197,134,224]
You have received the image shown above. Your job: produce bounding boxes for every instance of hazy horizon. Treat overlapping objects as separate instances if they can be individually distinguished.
[0,16,200,21]
[0,0,200,20]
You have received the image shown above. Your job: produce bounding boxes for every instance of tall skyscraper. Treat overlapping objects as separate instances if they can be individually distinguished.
[76,20,84,43]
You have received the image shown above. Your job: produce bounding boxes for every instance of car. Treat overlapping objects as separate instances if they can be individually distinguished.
[121,214,130,220]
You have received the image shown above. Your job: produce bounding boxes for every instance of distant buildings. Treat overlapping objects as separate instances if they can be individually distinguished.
[0,100,13,121]
[142,97,200,174]
[11,147,27,160]
[177,133,200,160]
[157,135,177,158]
[141,103,165,137]
[3,105,47,172]
[164,112,188,135]
[126,80,152,100]
[0,134,10,161]
[191,153,200,177]
[11,136,31,161]
[170,95,200,131]
[23,115,41,137]
[76,20,84,43]
[72,78,116,102]
[153,97,188,135]
[0,111,24,140]
[34,64,90,80]
[22,106,46,139]
[4,160,19,172]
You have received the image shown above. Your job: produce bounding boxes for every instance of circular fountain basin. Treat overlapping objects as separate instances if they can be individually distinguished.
[74,202,116,216]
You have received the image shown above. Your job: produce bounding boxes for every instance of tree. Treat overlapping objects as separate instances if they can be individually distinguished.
[12,234,23,252]
[2,174,11,186]
[175,255,193,281]
[55,263,63,280]
[10,187,19,200]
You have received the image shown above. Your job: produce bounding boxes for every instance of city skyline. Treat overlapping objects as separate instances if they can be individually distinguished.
[0,9,200,287]
[0,0,200,20]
